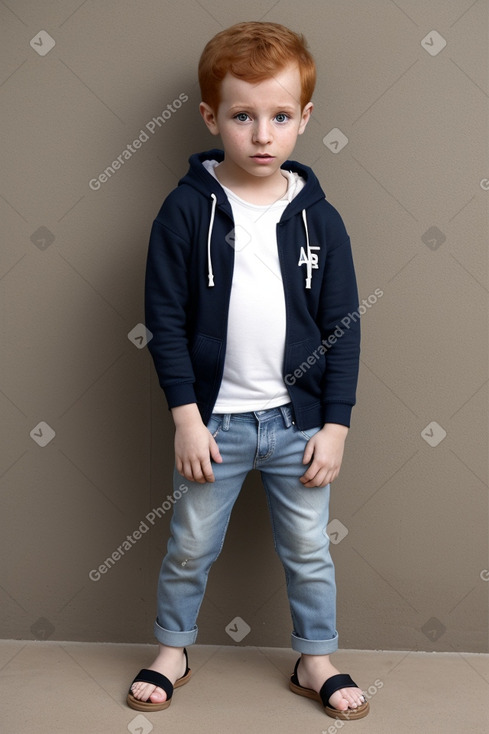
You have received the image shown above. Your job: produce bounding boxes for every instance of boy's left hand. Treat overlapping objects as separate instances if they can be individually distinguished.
[300,423,349,488]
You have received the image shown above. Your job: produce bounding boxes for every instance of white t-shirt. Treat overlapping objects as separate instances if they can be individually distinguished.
[203,160,305,413]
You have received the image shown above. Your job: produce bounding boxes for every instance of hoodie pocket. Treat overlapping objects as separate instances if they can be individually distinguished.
[286,337,325,396]
[190,333,223,396]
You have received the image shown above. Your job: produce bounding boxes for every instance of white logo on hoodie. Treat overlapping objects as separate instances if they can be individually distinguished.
[298,245,320,269]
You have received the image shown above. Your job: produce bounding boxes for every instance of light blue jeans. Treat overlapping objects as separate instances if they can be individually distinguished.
[154,404,339,654]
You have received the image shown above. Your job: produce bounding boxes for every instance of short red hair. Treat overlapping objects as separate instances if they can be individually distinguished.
[198,21,316,112]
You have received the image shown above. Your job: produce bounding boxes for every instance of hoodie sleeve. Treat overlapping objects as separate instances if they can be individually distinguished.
[319,231,361,427]
[144,212,198,410]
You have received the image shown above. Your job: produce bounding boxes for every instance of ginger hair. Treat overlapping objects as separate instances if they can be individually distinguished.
[198,21,316,112]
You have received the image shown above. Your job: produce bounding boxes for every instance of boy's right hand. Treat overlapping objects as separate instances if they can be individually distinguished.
[172,404,223,483]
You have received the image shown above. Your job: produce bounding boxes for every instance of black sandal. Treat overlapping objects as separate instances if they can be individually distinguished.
[126,648,191,711]
[289,658,370,720]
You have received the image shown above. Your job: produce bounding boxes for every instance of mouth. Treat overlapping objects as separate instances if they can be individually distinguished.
[250,154,275,161]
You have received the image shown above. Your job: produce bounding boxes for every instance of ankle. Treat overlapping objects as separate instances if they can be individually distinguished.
[300,653,333,668]
[156,644,184,659]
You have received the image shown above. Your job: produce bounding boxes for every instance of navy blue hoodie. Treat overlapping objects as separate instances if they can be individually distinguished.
[145,149,360,430]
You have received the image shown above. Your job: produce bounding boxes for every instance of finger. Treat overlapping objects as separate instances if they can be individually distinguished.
[201,458,215,483]
[300,458,323,484]
[181,460,195,482]
[329,468,339,483]
[301,462,331,487]
[180,458,199,483]
[313,468,337,487]
[209,437,223,464]
[302,472,328,488]
[300,470,320,487]
[300,474,320,488]
[190,459,207,484]
[302,441,314,465]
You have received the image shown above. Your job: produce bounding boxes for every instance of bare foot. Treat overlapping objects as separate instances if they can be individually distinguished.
[297,654,365,712]
[130,645,187,704]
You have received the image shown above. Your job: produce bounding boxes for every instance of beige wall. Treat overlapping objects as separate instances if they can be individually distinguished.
[1,0,487,653]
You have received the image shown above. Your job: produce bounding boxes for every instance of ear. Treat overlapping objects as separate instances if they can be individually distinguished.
[199,102,220,135]
[298,101,313,135]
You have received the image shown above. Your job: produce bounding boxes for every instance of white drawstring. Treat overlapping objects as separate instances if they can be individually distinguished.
[302,209,312,289]
[207,193,217,287]
[208,197,312,290]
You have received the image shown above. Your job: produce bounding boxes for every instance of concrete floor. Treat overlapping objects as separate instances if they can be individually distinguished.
[1,641,488,733]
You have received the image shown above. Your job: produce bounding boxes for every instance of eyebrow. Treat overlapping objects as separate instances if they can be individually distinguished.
[227,104,297,113]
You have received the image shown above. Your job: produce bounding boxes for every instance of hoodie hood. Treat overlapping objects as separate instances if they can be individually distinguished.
[178,149,327,288]
[179,149,326,220]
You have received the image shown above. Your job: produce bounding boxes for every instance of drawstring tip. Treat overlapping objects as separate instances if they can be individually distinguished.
[208,274,215,287]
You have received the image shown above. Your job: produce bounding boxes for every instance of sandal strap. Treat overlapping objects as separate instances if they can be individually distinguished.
[319,673,358,708]
[290,657,301,686]
[182,647,190,677]
[130,668,173,699]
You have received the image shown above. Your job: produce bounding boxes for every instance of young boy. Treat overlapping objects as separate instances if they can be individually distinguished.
[127,21,369,721]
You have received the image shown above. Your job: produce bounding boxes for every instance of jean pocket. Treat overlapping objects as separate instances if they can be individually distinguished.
[206,414,223,439]
[296,424,322,441]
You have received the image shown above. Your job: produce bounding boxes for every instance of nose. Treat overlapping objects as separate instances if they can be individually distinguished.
[252,119,272,145]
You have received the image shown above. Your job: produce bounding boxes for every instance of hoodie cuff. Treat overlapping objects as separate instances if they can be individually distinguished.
[163,382,198,410]
[322,402,353,428]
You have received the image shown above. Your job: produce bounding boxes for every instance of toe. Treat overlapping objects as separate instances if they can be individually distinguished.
[329,687,365,711]
[344,687,366,709]
[328,690,349,711]
[149,687,166,703]
[344,689,358,707]
[352,688,366,706]
[131,683,159,702]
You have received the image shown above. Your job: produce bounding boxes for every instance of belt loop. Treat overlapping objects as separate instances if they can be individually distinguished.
[280,404,292,428]
[222,414,231,431]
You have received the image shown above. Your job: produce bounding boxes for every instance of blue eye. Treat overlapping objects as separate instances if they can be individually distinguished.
[234,113,250,122]
[275,113,289,123]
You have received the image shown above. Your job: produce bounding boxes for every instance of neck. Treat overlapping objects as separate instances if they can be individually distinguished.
[215,163,287,205]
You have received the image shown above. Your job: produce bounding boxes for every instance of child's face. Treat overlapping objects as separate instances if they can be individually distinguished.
[200,63,313,185]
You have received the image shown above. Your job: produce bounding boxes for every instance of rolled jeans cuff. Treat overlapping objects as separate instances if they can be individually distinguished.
[154,617,198,647]
[291,630,339,655]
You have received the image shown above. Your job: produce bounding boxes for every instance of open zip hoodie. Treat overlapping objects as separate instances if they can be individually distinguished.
[145,149,361,430]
